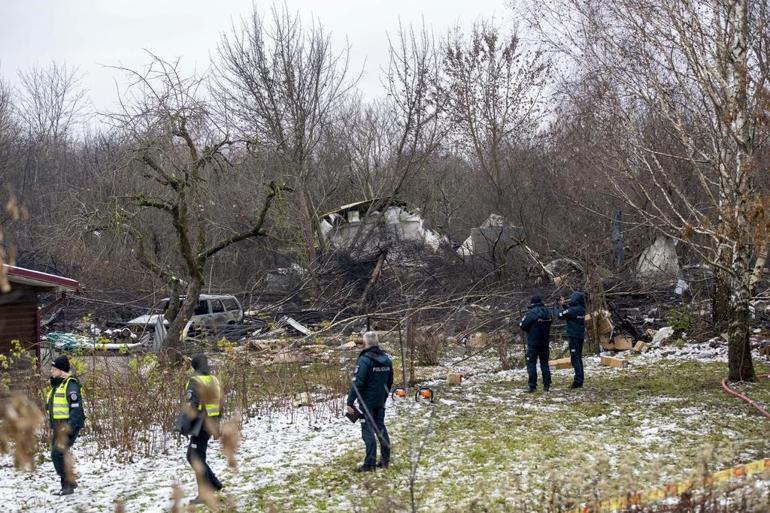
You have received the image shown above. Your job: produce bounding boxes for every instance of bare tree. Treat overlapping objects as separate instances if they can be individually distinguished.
[215,4,354,267]
[0,74,24,289]
[339,99,397,200]
[13,62,87,209]
[381,21,444,198]
[0,75,17,182]
[0,75,12,139]
[338,21,444,202]
[442,22,550,219]
[16,62,85,145]
[100,55,286,356]
[533,0,770,380]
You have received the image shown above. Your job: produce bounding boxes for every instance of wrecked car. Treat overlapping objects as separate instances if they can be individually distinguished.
[127,294,244,329]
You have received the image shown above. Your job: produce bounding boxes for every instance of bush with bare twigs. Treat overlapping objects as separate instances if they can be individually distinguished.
[414,327,446,366]
[1,339,351,460]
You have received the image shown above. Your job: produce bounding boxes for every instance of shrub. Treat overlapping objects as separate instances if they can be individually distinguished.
[491,330,521,370]
[2,344,351,458]
[665,307,695,337]
[414,328,446,366]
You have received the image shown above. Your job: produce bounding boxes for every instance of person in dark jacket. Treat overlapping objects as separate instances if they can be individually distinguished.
[519,296,553,392]
[46,355,85,495]
[559,291,587,388]
[346,332,394,472]
[184,353,223,504]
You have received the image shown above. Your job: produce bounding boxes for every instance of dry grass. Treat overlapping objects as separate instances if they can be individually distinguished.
[1,338,351,459]
[0,393,44,470]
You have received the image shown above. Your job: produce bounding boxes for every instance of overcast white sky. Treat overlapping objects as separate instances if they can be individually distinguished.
[0,0,512,113]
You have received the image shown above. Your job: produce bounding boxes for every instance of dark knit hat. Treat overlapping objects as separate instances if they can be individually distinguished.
[530,295,543,305]
[52,355,70,373]
[191,353,209,372]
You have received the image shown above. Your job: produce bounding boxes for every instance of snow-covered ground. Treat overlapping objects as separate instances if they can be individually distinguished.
[1,406,361,512]
[3,340,769,512]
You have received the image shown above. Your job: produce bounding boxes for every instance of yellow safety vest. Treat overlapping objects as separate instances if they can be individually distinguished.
[47,377,78,420]
[186,375,221,417]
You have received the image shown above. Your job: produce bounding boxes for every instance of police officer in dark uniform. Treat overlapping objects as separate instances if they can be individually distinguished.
[184,353,223,503]
[346,331,394,472]
[46,355,85,495]
[559,291,587,388]
[519,295,553,393]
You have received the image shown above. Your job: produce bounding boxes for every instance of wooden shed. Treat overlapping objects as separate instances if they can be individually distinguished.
[0,265,80,359]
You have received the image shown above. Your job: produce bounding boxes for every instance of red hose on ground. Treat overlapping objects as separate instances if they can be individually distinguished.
[721,377,770,419]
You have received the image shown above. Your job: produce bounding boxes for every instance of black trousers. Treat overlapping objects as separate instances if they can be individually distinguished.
[526,343,551,390]
[51,426,77,488]
[187,428,223,492]
[569,337,585,386]
[361,406,390,467]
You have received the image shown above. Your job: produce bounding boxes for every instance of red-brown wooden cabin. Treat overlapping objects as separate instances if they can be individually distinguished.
[0,265,80,361]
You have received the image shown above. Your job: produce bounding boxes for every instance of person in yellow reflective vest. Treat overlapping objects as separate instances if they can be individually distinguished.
[184,353,223,504]
[46,355,85,496]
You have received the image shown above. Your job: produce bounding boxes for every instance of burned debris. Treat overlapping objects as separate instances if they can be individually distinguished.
[456,214,523,260]
[318,198,446,259]
[3,193,768,400]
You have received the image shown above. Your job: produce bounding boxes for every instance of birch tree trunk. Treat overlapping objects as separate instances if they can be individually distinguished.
[531,0,768,381]
[723,0,756,381]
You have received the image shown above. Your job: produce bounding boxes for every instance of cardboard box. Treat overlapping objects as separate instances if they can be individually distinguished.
[447,372,463,385]
[585,310,613,335]
[601,355,628,368]
[600,335,615,351]
[549,357,573,369]
[633,341,650,353]
[612,335,634,351]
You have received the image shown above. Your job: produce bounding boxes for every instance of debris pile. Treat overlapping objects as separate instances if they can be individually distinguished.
[319,198,446,258]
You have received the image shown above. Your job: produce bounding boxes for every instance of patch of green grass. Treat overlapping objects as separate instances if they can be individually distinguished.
[236,359,770,512]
